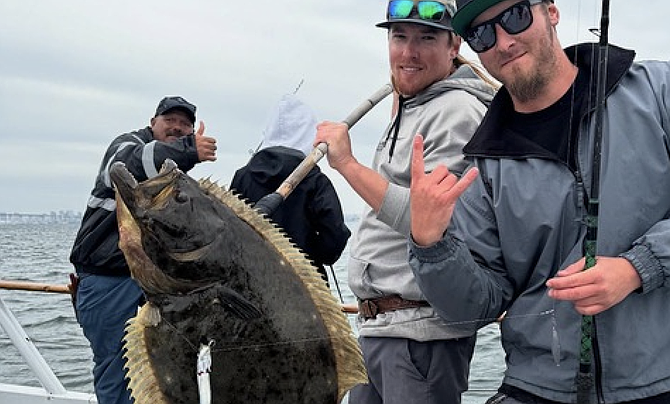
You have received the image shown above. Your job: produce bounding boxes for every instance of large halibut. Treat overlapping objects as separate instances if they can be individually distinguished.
[110,160,366,404]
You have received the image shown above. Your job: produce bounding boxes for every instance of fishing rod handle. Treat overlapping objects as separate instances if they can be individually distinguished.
[342,83,394,128]
[255,143,328,216]
[275,143,329,198]
[269,83,393,203]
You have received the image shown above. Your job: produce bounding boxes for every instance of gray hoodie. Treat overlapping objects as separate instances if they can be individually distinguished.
[349,64,496,340]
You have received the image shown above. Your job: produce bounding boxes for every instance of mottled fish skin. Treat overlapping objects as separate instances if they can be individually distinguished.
[111,160,366,404]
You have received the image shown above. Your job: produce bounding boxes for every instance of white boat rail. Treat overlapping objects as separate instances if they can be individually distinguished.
[0,291,97,403]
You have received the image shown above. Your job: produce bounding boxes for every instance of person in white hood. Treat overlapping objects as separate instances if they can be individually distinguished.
[231,94,350,283]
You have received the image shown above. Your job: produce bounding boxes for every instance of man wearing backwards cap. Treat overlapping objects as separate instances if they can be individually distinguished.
[409,0,670,403]
[70,96,217,404]
[316,1,496,403]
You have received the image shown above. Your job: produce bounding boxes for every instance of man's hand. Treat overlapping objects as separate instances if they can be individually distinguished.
[410,135,479,246]
[314,121,356,173]
[194,121,217,162]
[546,256,642,315]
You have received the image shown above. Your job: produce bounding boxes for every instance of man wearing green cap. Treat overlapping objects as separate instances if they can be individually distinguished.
[316,1,497,403]
[408,1,670,403]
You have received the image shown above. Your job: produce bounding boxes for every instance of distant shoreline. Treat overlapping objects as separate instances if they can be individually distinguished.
[0,211,82,224]
[0,211,359,226]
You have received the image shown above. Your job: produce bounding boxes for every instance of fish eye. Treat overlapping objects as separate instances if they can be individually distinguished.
[175,191,189,204]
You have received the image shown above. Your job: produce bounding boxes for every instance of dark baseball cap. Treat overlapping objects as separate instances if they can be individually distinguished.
[376,0,457,31]
[154,96,196,124]
[452,0,553,36]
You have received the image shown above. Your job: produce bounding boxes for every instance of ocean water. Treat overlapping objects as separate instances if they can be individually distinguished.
[0,220,505,403]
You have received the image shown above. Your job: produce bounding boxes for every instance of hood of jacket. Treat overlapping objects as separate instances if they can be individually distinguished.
[404,63,496,109]
[258,94,317,156]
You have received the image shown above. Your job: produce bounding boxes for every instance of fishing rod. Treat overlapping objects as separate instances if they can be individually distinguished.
[576,1,611,403]
[328,265,345,304]
[254,83,393,216]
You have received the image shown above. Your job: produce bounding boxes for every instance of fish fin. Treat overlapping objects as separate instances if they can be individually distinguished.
[211,283,263,320]
[186,282,262,320]
[123,303,171,404]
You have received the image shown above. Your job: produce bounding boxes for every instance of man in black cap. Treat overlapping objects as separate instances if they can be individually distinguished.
[409,1,670,403]
[70,96,217,404]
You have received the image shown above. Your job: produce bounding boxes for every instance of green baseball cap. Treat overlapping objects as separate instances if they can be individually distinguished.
[452,0,553,36]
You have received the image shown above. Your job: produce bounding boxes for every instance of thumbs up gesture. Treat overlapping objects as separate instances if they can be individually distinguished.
[194,121,217,162]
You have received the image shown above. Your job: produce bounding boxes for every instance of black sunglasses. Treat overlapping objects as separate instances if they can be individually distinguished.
[465,0,544,53]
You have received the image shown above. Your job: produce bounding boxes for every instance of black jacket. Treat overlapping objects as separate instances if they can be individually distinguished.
[231,146,351,280]
[70,127,199,276]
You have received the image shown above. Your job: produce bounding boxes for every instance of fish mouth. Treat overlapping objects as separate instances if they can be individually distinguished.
[110,159,181,213]
[112,160,219,289]
[167,243,213,262]
[109,161,139,207]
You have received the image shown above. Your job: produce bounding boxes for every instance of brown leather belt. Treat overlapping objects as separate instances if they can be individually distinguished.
[358,295,430,319]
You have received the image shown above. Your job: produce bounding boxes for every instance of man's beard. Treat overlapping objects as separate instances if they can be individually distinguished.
[506,27,557,103]
[507,67,551,104]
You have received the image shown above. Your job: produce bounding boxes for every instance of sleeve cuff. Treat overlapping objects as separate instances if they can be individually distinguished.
[620,244,664,294]
[409,232,461,264]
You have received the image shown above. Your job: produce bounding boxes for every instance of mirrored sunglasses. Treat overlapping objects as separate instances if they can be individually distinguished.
[388,0,447,22]
[465,0,543,53]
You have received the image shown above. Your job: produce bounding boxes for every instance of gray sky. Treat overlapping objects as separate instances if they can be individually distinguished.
[1,1,668,215]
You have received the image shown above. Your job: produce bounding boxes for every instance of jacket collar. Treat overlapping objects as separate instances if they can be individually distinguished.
[463,43,636,158]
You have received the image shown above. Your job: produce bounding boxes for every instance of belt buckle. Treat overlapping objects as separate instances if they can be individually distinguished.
[360,299,379,319]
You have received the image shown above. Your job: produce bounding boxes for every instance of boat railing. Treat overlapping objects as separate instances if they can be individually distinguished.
[0,280,97,404]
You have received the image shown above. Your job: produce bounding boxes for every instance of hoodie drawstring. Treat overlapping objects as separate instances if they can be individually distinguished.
[385,95,406,163]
